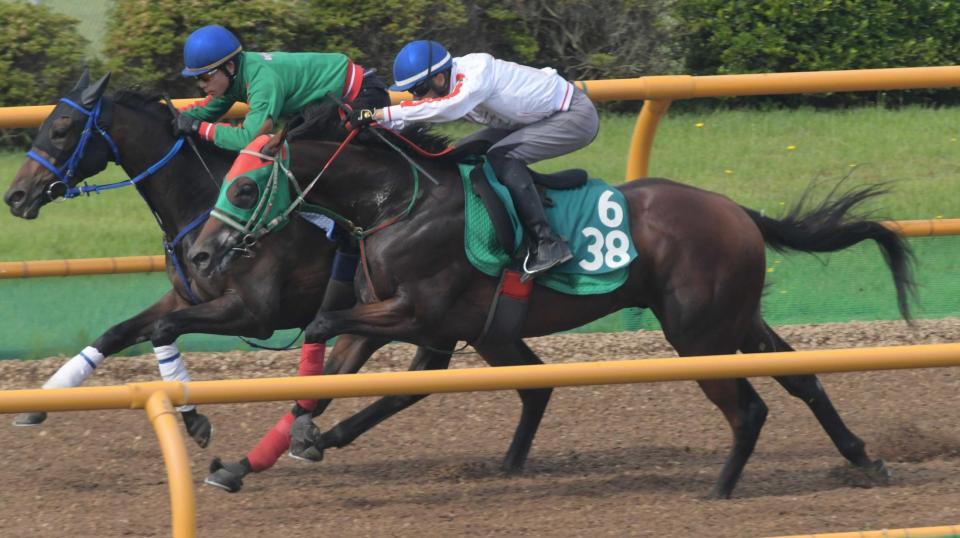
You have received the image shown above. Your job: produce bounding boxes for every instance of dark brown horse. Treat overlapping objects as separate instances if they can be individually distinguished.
[3,72,556,494]
[190,109,914,498]
[2,72,334,439]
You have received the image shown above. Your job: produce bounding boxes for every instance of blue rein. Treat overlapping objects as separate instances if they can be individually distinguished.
[26,96,210,305]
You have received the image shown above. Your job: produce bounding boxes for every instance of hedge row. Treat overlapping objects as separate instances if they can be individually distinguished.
[3,0,960,117]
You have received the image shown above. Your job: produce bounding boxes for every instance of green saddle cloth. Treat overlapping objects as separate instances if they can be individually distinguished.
[460,158,637,296]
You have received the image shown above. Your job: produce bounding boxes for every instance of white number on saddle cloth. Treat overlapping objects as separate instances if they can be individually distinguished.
[579,190,631,271]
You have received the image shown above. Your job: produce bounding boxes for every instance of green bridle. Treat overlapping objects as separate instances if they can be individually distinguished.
[210,143,299,246]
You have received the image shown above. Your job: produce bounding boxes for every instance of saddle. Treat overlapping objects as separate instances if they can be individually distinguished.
[449,139,588,191]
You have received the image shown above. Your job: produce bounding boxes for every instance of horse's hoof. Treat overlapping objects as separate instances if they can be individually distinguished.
[860,459,891,485]
[288,414,324,462]
[288,445,325,462]
[13,412,47,427]
[185,413,213,449]
[205,457,244,493]
[704,487,731,500]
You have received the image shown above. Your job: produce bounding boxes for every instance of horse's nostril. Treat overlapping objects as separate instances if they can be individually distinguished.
[5,190,25,207]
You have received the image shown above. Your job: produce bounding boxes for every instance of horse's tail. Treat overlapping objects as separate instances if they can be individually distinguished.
[740,183,916,321]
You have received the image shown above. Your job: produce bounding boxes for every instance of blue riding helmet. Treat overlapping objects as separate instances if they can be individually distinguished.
[182,25,242,77]
[389,40,453,91]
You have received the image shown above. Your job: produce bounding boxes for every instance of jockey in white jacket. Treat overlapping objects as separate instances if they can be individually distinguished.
[347,40,600,279]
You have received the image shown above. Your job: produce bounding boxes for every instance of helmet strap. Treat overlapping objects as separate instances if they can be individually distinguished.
[225,55,240,83]
[427,68,451,97]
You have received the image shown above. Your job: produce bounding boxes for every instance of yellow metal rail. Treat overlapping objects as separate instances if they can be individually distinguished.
[0,217,955,279]
[0,255,166,278]
[770,523,960,538]
[583,66,960,179]
[3,342,960,536]
[4,66,959,180]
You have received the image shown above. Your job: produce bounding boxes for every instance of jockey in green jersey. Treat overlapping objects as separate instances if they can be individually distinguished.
[174,25,388,151]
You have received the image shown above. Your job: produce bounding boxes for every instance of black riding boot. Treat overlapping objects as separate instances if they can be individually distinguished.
[319,238,359,311]
[491,156,573,279]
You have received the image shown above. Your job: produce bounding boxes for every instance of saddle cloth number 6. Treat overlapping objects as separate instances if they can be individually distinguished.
[579,190,631,271]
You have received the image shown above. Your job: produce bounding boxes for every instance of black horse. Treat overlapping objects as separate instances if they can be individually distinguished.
[191,105,915,498]
[3,72,559,494]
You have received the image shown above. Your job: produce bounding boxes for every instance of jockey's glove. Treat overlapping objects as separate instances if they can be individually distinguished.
[172,113,200,136]
[344,108,376,131]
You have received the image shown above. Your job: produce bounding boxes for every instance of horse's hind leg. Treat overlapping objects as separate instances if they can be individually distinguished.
[290,342,455,462]
[292,339,550,474]
[695,377,768,499]
[741,318,889,483]
[14,289,184,427]
[472,339,552,473]
[660,306,767,499]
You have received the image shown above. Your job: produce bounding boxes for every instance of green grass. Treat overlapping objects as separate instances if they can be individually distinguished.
[2,106,960,357]
[3,106,958,261]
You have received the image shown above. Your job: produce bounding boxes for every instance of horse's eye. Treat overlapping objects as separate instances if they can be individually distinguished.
[50,116,72,140]
[239,183,257,196]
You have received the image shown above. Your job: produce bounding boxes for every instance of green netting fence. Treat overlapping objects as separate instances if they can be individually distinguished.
[2,236,957,359]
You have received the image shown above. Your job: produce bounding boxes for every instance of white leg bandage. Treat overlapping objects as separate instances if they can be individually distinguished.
[43,346,105,389]
[154,344,195,412]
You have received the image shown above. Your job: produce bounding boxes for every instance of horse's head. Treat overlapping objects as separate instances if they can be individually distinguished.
[4,69,116,219]
[189,134,294,276]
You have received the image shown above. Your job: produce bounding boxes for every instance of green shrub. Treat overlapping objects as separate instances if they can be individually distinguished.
[104,0,542,95]
[678,0,960,106]
[104,0,316,96]
[0,0,89,146]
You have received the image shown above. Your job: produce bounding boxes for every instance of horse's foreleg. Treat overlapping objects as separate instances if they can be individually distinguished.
[207,334,390,493]
[299,343,455,462]
[473,339,552,473]
[742,318,889,484]
[148,293,268,449]
[13,289,184,427]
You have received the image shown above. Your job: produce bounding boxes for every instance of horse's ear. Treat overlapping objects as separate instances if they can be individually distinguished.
[262,124,290,157]
[80,72,111,107]
[71,68,91,93]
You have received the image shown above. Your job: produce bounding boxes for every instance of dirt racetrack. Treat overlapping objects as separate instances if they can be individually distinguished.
[0,319,959,537]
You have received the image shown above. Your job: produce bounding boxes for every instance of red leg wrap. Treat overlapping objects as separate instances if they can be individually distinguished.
[246,412,294,472]
[246,343,327,472]
[296,342,325,410]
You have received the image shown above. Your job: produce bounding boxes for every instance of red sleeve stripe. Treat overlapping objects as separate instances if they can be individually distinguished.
[399,73,465,108]
[559,82,573,111]
[180,95,213,112]
[199,122,217,141]
[342,60,364,103]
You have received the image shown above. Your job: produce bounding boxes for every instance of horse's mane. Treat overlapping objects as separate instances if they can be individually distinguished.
[111,89,238,165]
[112,89,173,122]
[291,100,452,154]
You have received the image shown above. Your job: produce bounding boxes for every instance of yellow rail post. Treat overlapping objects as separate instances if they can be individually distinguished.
[626,99,672,180]
[145,391,196,538]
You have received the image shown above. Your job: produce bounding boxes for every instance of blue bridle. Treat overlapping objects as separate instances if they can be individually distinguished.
[26,97,124,199]
[25,95,207,304]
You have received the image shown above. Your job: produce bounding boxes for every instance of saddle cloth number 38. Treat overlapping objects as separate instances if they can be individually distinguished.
[579,190,631,271]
